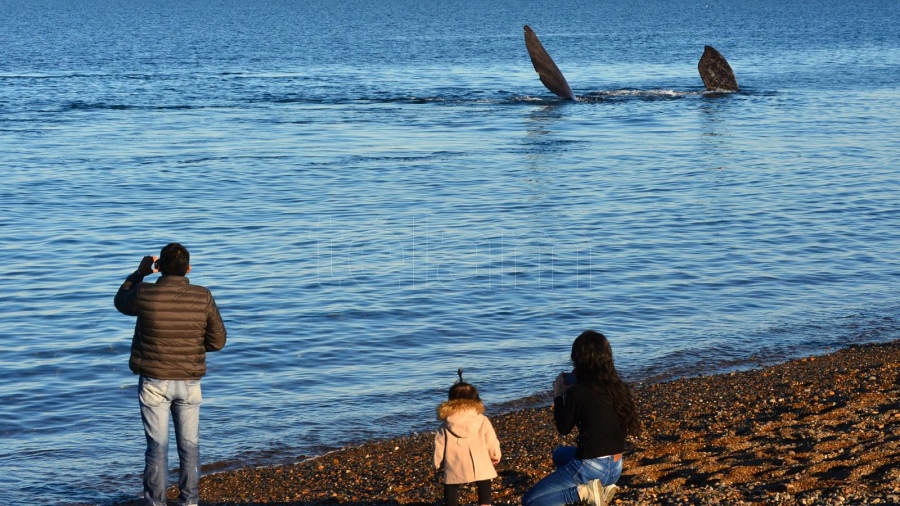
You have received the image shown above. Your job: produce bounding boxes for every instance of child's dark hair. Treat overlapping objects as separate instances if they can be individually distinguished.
[448,368,481,401]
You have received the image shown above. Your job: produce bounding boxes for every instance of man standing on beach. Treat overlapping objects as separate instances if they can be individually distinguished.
[114,243,227,506]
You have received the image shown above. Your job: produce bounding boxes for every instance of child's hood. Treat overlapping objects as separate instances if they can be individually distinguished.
[436,399,487,438]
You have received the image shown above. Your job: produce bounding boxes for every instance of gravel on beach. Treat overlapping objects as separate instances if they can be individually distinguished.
[120,340,900,506]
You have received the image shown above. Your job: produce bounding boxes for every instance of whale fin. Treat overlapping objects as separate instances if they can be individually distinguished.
[698,45,739,92]
[524,25,576,101]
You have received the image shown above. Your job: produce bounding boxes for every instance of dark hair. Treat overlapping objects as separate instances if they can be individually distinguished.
[571,330,641,435]
[448,368,481,401]
[157,243,190,276]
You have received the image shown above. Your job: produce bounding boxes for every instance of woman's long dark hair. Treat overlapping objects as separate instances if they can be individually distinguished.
[571,330,641,435]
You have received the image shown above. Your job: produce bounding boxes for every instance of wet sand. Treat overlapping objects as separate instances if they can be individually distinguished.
[120,340,900,505]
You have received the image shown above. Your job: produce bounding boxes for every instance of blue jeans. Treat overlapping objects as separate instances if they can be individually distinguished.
[552,446,578,469]
[522,446,623,506]
[138,376,202,506]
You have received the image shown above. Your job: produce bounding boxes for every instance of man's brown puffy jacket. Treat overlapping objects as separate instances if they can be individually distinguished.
[115,272,226,380]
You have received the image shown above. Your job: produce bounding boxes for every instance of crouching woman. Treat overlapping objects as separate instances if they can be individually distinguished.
[522,330,640,506]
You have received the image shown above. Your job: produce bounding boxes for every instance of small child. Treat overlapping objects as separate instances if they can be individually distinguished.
[434,369,502,506]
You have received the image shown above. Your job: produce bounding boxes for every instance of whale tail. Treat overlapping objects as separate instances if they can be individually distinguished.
[524,25,577,101]
[698,45,739,92]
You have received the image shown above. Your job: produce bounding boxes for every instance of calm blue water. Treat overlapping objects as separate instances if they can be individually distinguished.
[1,0,899,503]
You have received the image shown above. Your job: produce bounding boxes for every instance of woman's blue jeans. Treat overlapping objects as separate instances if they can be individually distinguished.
[138,376,202,506]
[522,446,622,506]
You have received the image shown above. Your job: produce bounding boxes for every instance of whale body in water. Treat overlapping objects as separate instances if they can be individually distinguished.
[523,25,739,99]
[697,45,739,92]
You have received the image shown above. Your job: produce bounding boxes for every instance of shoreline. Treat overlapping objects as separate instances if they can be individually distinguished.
[118,340,900,505]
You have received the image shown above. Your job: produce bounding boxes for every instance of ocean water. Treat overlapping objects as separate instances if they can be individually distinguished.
[1,0,899,503]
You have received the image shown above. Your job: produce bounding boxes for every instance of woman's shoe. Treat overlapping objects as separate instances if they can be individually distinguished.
[576,479,607,506]
[602,484,617,504]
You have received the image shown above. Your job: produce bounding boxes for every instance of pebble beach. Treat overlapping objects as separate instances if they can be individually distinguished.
[117,340,900,506]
